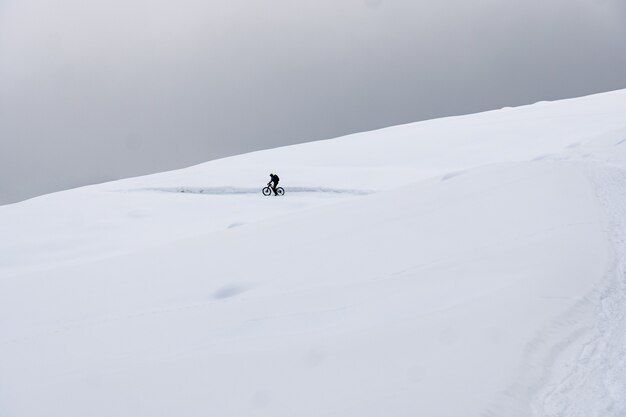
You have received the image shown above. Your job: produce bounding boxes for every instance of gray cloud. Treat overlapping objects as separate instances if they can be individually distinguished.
[1,0,626,204]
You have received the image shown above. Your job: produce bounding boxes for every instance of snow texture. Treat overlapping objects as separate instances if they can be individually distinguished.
[3,89,626,416]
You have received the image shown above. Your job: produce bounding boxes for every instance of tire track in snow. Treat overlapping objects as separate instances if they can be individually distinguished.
[123,186,374,196]
[532,163,626,417]
[482,161,626,417]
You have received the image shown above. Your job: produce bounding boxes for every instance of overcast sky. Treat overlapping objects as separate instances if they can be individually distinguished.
[1,0,626,204]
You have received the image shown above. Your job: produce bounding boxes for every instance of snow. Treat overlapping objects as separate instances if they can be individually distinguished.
[3,89,626,416]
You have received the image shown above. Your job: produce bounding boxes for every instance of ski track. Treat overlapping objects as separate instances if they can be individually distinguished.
[528,162,626,417]
[480,159,626,417]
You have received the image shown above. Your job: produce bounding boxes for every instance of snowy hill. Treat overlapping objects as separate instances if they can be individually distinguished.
[3,90,626,416]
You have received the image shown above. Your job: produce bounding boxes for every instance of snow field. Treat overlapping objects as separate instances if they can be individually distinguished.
[3,89,626,416]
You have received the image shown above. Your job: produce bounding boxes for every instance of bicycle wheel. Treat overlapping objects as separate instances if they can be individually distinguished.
[276,187,285,196]
[262,187,272,196]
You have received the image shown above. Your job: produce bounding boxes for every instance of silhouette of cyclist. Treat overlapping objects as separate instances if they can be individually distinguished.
[268,173,280,195]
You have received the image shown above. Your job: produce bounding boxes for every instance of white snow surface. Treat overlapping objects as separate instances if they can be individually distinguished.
[3,90,626,416]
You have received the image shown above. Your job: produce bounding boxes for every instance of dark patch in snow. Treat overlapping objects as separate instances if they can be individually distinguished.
[566,142,581,149]
[615,138,626,146]
[212,284,247,299]
[303,347,326,366]
[227,222,246,229]
[441,170,466,181]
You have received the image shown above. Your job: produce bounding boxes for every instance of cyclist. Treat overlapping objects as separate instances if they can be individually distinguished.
[268,173,280,196]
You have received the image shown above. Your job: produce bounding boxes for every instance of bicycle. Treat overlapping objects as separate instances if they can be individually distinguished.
[262,184,285,196]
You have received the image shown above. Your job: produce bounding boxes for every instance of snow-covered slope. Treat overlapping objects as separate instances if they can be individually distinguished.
[3,90,626,417]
